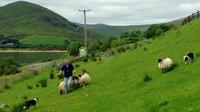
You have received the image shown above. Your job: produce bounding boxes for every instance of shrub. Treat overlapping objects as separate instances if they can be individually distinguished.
[143,47,147,51]
[133,44,138,49]
[57,74,64,79]
[117,48,122,53]
[69,41,83,56]
[75,63,80,68]
[98,57,102,61]
[4,84,10,89]
[82,57,89,62]
[143,74,152,83]
[55,65,61,72]
[27,85,33,89]
[0,57,20,76]
[30,69,39,76]
[145,24,171,39]
[49,70,55,80]
[92,57,97,62]
[36,84,40,88]
[121,47,126,52]
[39,78,47,87]
[82,69,87,73]
[117,47,126,53]
[21,95,28,100]
[126,46,130,50]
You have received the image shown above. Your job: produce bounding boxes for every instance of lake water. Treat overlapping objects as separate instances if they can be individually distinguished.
[0,52,66,64]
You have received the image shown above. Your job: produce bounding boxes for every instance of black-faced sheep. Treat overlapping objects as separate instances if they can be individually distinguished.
[183,52,194,64]
[72,75,81,88]
[158,58,174,73]
[58,73,91,95]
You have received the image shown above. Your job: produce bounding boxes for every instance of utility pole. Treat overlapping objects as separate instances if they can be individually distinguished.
[79,9,91,50]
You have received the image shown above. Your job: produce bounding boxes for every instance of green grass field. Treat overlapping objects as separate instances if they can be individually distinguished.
[19,35,68,46]
[1,19,200,112]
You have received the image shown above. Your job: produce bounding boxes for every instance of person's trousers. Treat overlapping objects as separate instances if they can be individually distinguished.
[64,76,72,93]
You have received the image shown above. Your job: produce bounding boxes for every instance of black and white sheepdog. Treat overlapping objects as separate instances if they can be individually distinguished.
[183,52,194,64]
[23,98,39,110]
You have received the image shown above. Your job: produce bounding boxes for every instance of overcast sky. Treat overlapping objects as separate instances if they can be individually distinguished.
[0,0,200,25]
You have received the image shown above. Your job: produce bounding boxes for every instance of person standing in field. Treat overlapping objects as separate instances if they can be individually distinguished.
[59,60,74,94]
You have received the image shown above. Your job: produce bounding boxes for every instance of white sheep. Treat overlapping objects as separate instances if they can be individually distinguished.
[58,73,91,95]
[58,81,65,95]
[79,73,91,86]
[158,58,174,73]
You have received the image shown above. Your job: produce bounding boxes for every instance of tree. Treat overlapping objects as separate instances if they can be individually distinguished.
[0,57,20,76]
[120,32,129,39]
[69,41,83,56]
[144,24,171,39]
[64,40,71,46]
[130,30,142,37]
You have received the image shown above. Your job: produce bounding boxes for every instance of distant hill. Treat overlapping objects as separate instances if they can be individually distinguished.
[76,23,150,37]
[0,1,102,46]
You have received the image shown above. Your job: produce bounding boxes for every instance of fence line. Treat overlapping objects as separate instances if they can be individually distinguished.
[182,10,200,25]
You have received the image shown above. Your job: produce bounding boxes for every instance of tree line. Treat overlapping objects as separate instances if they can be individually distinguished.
[85,24,172,56]
[0,24,172,57]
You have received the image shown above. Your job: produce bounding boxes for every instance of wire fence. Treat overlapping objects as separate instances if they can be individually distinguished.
[182,10,200,25]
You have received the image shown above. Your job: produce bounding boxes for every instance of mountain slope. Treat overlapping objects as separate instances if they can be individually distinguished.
[0,1,102,46]
[77,23,150,37]
[1,18,200,112]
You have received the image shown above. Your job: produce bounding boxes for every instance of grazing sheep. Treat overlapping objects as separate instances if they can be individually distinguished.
[0,103,9,109]
[58,73,91,95]
[183,52,194,64]
[72,75,81,88]
[58,81,65,95]
[79,73,91,86]
[58,76,81,95]
[158,58,174,73]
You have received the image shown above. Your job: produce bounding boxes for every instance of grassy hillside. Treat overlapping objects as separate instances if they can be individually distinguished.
[1,19,200,112]
[77,23,150,37]
[0,1,102,46]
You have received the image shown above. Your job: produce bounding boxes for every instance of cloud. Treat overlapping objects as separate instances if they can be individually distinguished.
[0,0,200,25]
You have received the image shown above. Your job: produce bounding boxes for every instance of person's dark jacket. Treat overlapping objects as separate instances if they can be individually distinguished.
[61,64,74,78]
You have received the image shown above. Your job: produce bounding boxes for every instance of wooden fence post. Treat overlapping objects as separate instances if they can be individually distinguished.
[188,16,191,22]
[192,13,195,19]
[182,20,185,25]
[197,10,200,18]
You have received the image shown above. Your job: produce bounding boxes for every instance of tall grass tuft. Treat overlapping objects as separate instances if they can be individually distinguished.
[49,70,55,80]
[11,103,23,112]
[39,78,47,87]
[143,74,152,83]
